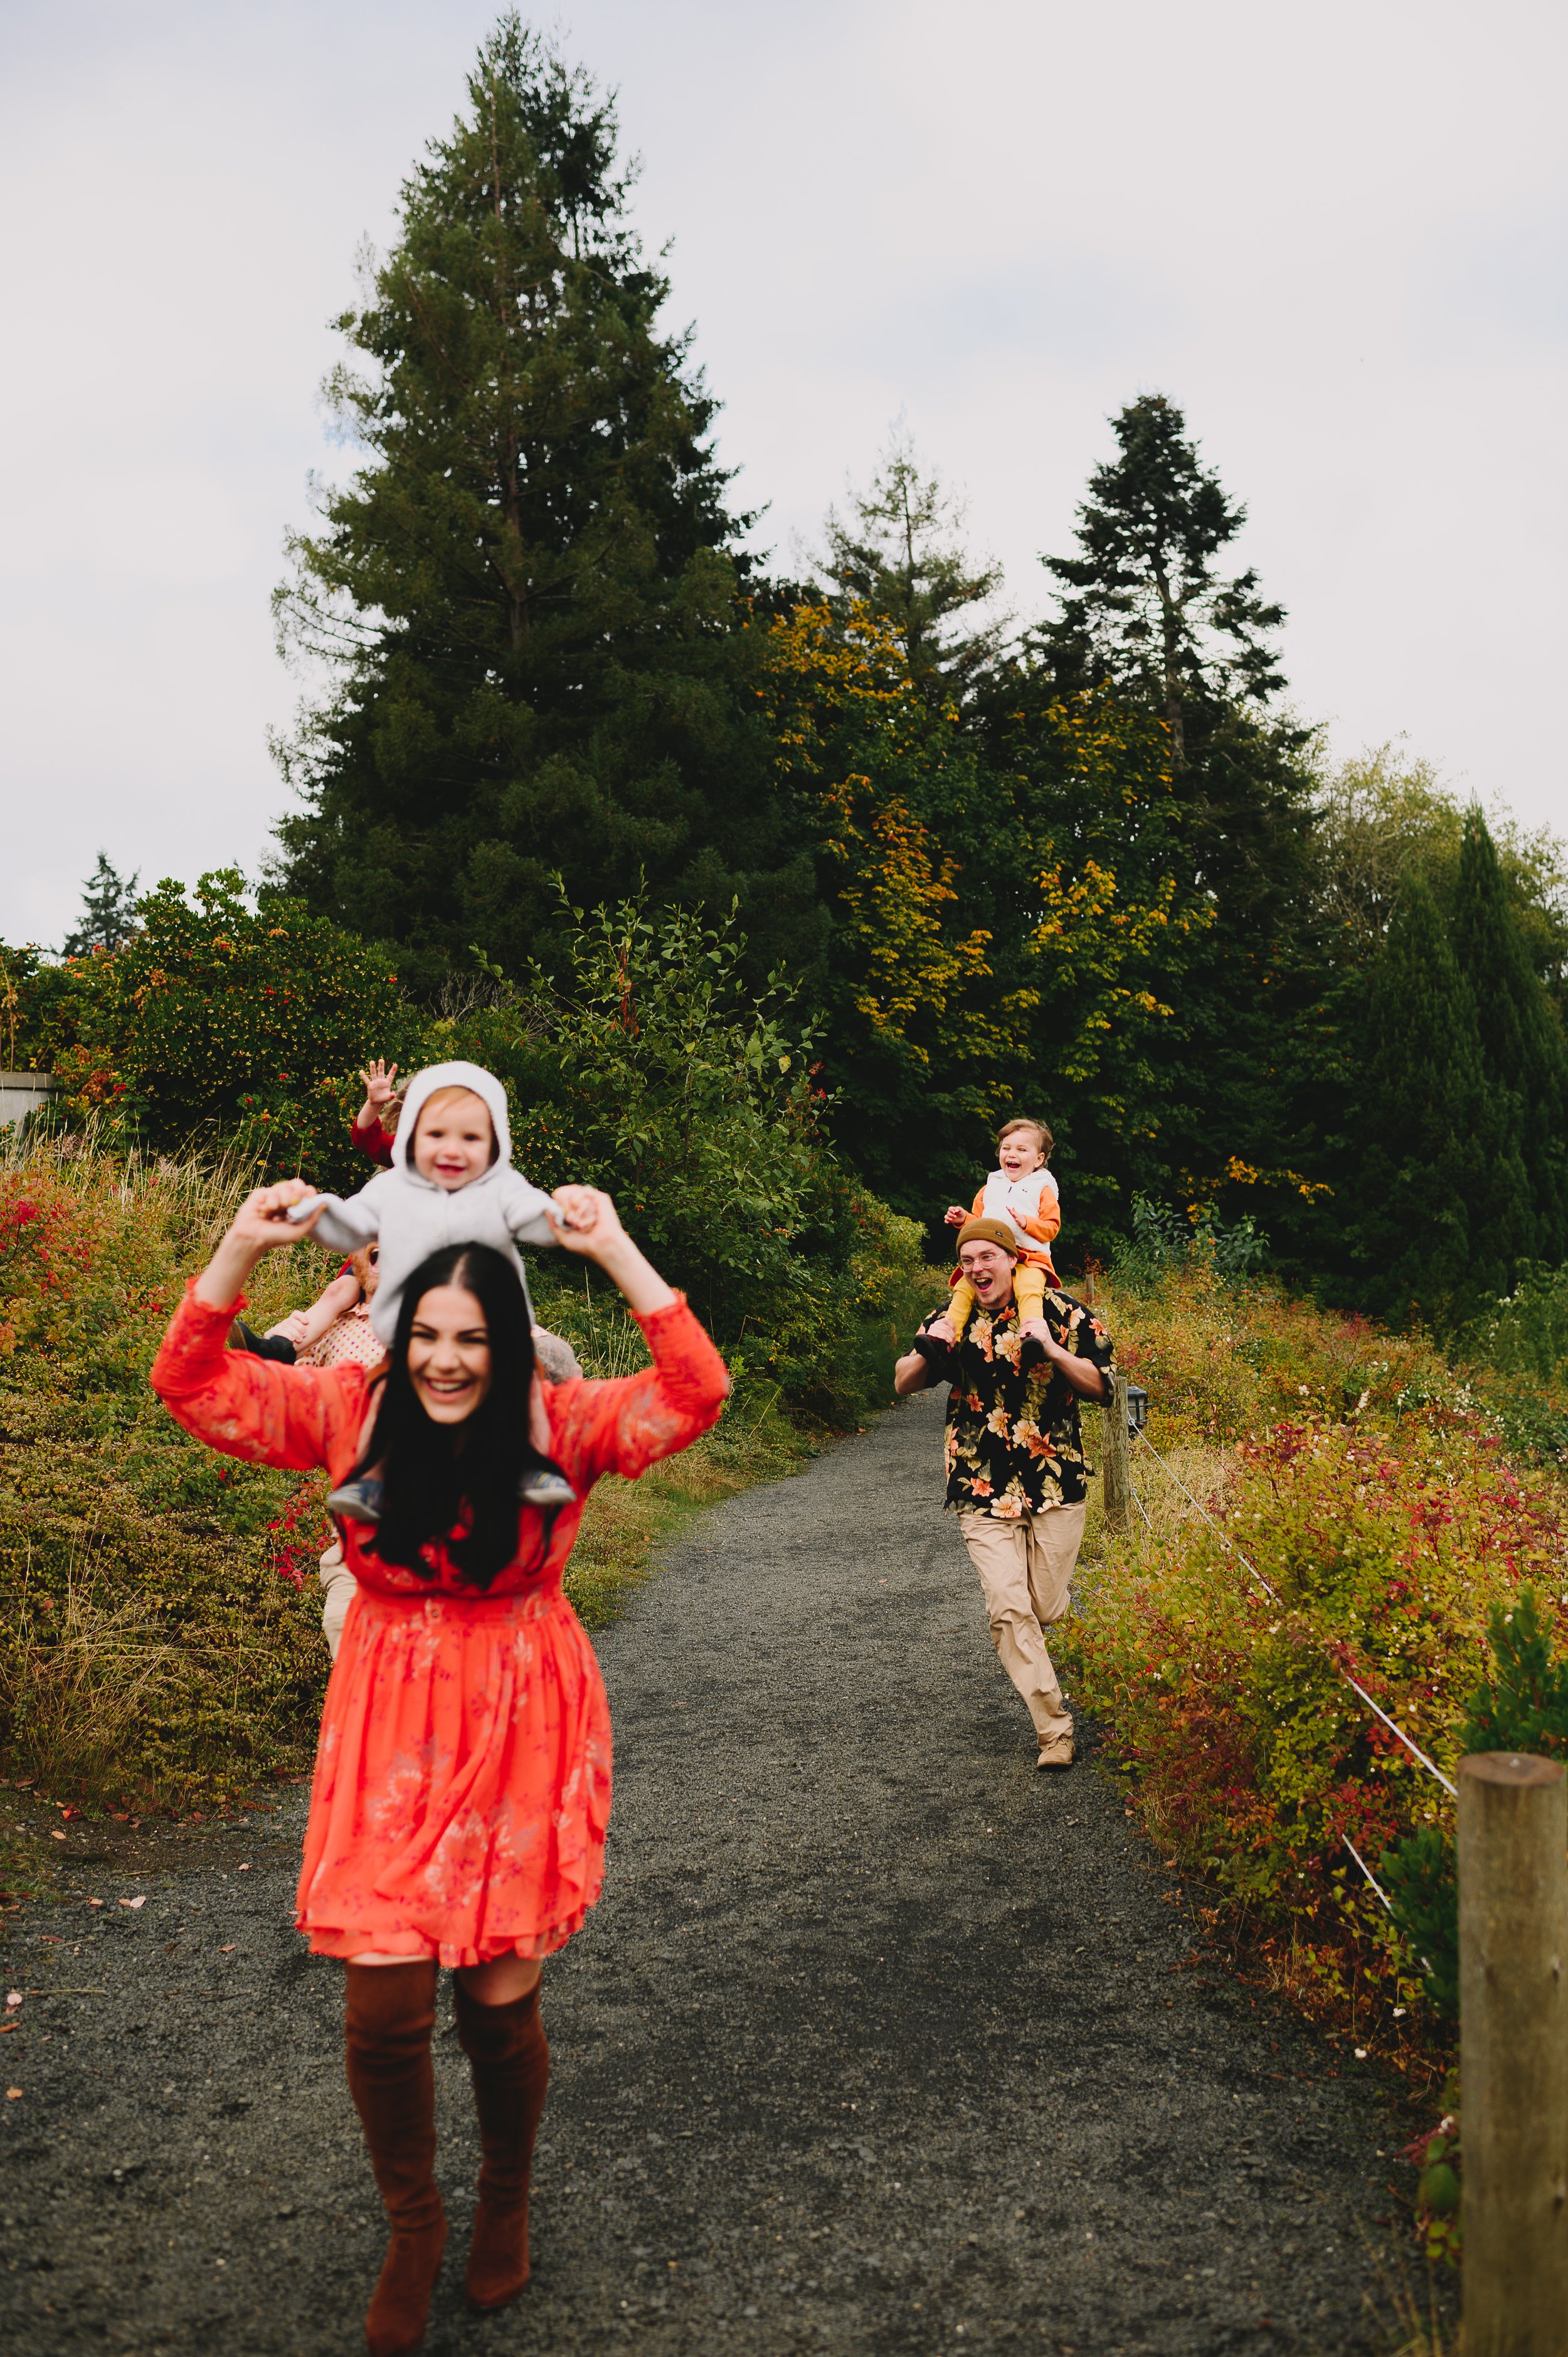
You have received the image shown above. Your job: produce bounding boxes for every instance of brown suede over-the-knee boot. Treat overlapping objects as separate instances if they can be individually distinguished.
[344,1961,448,2357]
[453,1977,550,2311]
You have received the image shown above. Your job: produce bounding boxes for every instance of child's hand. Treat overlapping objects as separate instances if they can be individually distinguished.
[230,1181,325,1250]
[550,1187,629,1259]
[358,1059,399,1111]
[943,1206,968,1227]
[195,1181,323,1311]
[549,1185,602,1237]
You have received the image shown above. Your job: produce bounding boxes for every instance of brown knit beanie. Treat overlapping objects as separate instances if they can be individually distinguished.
[955,1217,1019,1257]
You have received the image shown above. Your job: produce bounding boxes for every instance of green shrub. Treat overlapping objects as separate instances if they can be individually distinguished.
[34,869,426,1189]
[0,939,78,1075]
[445,890,926,1415]
[1379,1827,1459,2018]
[1380,1587,1568,2017]
[1468,1263,1568,1382]
[1115,1193,1269,1285]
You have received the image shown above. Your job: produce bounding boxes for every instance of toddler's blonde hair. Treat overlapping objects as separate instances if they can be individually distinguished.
[999,1115,1053,1160]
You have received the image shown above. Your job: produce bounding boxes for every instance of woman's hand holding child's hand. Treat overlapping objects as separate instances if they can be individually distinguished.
[234,1179,326,1245]
[195,1181,325,1312]
[549,1185,603,1238]
[546,1188,677,1319]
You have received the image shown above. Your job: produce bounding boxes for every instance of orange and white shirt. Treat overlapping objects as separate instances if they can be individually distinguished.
[972,1169,1061,1272]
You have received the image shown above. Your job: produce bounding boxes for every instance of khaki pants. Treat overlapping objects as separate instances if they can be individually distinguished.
[958,1505,1084,1755]
[319,1541,358,1662]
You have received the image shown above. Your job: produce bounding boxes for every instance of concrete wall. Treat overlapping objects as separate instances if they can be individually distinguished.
[0,1070,55,1129]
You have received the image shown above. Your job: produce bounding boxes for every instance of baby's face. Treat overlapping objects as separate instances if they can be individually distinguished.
[412,1093,495,1191]
[999,1131,1046,1179]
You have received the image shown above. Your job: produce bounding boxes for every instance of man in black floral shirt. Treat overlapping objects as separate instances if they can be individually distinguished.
[894,1218,1115,1770]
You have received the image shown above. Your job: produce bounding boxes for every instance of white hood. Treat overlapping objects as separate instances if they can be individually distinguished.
[391,1061,514,1182]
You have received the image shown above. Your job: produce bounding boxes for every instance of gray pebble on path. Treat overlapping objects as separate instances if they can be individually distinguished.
[0,1388,1427,2353]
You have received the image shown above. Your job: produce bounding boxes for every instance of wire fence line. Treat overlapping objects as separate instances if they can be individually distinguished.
[1123,1418,1458,1925]
[1128,1422,1454,1797]
[1341,1834,1395,1912]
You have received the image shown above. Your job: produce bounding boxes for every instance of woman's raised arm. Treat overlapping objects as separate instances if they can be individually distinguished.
[544,1187,729,1487]
[548,1186,677,1318]
[195,1178,328,1309]
[153,1181,357,1477]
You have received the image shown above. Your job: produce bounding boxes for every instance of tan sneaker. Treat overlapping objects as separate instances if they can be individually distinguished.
[1036,1738,1074,1772]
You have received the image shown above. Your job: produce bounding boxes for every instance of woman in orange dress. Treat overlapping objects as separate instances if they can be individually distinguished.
[151,1178,728,2357]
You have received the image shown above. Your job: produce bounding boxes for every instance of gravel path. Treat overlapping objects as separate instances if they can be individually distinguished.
[0,1390,1418,2354]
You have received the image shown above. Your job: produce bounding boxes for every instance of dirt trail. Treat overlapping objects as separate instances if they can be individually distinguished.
[0,1390,1420,2354]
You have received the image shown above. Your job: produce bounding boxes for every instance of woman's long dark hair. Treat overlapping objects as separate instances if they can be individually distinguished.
[356,1244,559,1589]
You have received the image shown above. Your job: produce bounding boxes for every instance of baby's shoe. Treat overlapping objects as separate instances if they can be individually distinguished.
[327,1476,384,1523]
[519,1467,578,1510]
[911,1328,955,1371]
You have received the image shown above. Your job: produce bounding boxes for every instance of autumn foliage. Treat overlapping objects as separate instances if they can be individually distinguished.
[1065,1253,1568,2094]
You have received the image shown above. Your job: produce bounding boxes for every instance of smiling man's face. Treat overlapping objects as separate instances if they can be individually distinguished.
[958,1239,1017,1311]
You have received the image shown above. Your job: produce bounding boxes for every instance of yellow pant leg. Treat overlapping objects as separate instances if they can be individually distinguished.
[1014,1265,1049,1322]
[946,1277,977,1339]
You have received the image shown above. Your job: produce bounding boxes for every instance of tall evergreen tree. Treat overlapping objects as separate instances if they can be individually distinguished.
[61,853,140,957]
[272,14,783,988]
[1350,873,1533,1324]
[1038,393,1285,760]
[822,434,1005,710]
[1026,396,1328,1257]
[1450,810,1568,1262]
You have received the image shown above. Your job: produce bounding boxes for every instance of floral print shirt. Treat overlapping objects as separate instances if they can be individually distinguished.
[941,1290,1115,1518]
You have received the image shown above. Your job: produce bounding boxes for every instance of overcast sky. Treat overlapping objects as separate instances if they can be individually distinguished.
[3,0,1564,949]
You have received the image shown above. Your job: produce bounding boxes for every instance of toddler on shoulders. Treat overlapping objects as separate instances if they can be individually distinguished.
[290,1059,584,1514]
[935,1117,1062,1348]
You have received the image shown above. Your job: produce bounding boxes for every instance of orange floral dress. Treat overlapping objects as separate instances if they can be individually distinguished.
[152,1284,728,1967]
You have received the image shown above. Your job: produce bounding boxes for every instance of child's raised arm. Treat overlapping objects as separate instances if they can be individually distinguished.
[351,1060,401,1168]
[289,1182,383,1256]
[278,1270,362,1353]
[356,1058,398,1126]
[500,1170,576,1249]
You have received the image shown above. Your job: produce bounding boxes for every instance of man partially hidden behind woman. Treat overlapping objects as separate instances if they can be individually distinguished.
[151,1150,729,2355]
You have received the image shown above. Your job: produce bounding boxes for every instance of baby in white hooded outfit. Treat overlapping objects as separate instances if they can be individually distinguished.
[291,1059,583,1514]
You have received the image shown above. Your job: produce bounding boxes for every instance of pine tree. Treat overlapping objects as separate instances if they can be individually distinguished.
[1449,810,1568,1265]
[822,433,1005,710]
[61,853,140,957]
[1025,396,1328,1258]
[1351,873,1534,1324]
[272,14,780,989]
[1038,393,1285,761]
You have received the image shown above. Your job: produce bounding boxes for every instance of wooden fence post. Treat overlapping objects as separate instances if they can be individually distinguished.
[1101,1371,1131,1531]
[1458,1751,1568,2357]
